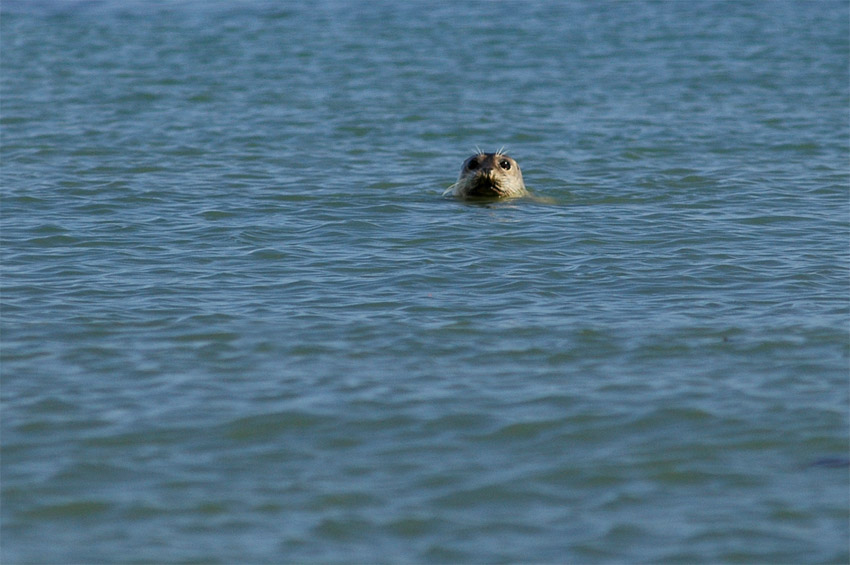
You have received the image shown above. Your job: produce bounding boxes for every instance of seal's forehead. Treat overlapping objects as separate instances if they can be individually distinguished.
[465,152,515,163]
[460,153,520,176]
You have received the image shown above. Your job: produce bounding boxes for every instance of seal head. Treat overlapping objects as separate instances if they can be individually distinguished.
[449,152,528,199]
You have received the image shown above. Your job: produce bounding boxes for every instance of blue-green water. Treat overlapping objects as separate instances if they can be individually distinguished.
[2,1,848,562]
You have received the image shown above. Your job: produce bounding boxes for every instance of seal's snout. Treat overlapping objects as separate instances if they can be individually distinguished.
[468,171,502,197]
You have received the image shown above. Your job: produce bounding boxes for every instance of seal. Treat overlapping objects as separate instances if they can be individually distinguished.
[446,151,528,199]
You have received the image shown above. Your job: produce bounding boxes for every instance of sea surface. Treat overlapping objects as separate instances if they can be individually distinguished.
[2,1,848,563]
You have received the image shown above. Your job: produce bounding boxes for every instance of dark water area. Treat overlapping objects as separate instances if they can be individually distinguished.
[2,1,848,562]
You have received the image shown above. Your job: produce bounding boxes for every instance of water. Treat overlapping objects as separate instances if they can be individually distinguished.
[2,1,848,562]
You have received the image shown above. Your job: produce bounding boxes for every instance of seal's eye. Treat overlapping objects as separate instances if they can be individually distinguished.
[467,159,479,170]
[499,159,511,170]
